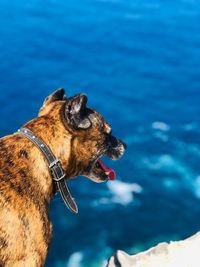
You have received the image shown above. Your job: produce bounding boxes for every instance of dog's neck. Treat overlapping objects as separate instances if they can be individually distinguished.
[24,115,72,171]
[21,112,76,199]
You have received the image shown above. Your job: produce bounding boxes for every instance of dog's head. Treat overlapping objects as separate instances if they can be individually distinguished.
[38,89,126,183]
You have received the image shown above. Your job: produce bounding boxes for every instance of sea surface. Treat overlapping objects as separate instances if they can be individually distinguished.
[0,0,200,266]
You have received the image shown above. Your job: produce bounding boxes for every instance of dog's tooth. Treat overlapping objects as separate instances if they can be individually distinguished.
[105,172,109,175]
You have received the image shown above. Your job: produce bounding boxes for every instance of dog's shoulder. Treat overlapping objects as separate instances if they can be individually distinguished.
[0,133,31,170]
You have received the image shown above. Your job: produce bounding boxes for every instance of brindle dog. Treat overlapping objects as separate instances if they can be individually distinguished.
[0,89,126,266]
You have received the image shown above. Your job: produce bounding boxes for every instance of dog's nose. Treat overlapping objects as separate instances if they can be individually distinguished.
[108,136,127,151]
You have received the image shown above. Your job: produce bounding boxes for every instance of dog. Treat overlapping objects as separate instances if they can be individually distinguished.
[0,89,126,266]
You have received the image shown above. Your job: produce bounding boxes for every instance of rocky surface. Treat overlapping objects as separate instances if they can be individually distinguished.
[107,231,200,267]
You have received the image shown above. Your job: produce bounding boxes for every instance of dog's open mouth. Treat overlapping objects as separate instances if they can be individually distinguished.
[88,158,116,182]
[96,159,116,180]
[86,139,126,183]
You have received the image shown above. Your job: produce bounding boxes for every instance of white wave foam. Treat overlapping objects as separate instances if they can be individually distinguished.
[152,121,170,132]
[142,154,200,198]
[142,154,194,180]
[154,131,169,142]
[98,197,111,205]
[67,252,83,267]
[183,123,198,131]
[163,178,179,190]
[107,180,142,205]
[142,154,175,171]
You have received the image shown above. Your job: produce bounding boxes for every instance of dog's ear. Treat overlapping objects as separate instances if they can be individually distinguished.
[39,88,65,116]
[43,88,65,106]
[65,94,91,130]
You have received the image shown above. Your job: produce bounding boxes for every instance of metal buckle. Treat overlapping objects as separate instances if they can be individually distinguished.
[52,173,66,182]
[49,159,60,168]
[49,159,66,182]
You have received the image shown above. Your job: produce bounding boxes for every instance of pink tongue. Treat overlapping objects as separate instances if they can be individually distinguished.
[97,159,116,180]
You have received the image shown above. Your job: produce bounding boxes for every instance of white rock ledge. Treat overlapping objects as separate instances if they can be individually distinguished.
[107,231,200,267]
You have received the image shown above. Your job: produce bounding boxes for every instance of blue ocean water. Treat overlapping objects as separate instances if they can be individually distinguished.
[0,0,200,266]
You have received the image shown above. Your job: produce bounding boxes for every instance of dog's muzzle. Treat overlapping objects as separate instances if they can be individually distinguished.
[106,135,127,160]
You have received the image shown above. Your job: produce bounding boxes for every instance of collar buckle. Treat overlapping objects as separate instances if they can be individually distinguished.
[50,160,66,182]
[49,159,60,168]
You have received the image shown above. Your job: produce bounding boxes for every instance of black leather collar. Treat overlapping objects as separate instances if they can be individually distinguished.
[18,127,78,214]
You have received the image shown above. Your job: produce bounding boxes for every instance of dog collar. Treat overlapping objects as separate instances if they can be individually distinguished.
[17,127,78,214]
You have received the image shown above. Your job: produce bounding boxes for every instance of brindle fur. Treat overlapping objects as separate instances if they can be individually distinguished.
[0,89,126,266]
